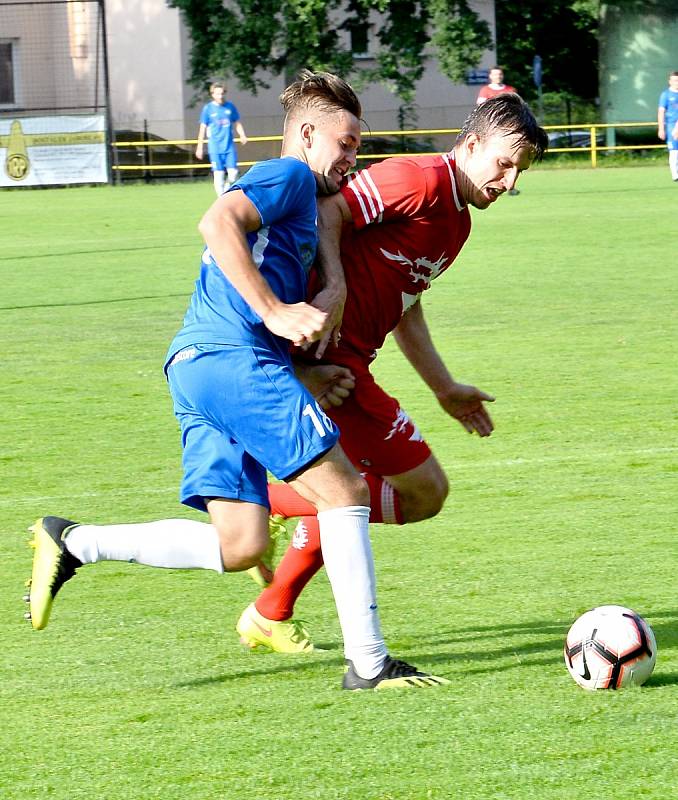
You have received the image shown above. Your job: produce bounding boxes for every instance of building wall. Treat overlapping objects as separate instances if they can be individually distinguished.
[1,0,497,143]
[0,0,105,113]
[103,0,496,143]
[599,5,678,125]
[104,0,192,140]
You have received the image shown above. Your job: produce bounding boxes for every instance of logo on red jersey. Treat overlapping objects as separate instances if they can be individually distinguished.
[385,408,424,442]
[380,248,448,290]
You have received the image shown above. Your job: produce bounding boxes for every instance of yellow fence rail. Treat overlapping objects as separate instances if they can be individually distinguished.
[111,121,661,174]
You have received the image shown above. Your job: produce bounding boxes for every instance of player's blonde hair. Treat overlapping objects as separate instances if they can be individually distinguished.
[279,70,361,128]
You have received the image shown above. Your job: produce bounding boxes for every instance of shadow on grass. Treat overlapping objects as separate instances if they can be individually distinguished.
[644,672,678,688]
[2,292,189,311]
[406,609,678,678]
[175,609,678,687]
[175,651,346,689]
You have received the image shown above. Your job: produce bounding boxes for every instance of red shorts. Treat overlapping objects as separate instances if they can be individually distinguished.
[327,367,431,477]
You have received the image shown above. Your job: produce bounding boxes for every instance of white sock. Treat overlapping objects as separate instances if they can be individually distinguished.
[64,519,224,572]
[670,150,678,180]
[318,505,388,679]
[226,167,239,185]
[213,170,225,195]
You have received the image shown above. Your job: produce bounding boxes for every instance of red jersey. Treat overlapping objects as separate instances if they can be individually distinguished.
[477,84,516,102]
[316,154,471,367]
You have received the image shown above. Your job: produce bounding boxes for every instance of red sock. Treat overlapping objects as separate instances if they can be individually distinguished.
[256,476,403,621]
[362,473,404,524]
[256,517,323,621]
[268,483,316,518]
[268,476,403,523]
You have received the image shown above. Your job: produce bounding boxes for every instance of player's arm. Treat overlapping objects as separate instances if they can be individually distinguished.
[198,191,327,346]
[294,361,356,410]
[196,122,208,158]
[658,103,666,140]
[235,121,248,146]
[311,191,355,358]
[393,298,495,437]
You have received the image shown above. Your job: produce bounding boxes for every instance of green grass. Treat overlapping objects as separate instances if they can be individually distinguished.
[1,166,677,799]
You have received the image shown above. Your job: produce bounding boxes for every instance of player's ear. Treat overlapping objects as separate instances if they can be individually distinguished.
[300,122,315,149]
[464,132,481,156]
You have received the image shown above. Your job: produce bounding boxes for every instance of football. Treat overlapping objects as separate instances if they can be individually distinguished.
[564,605,657,690]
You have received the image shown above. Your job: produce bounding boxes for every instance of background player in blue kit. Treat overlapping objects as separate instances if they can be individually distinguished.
[26,71,448,691]
[658,71,678,182]
[196,82,248,196]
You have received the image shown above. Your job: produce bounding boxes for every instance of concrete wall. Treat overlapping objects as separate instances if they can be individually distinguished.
[1,0,497,144]
[599,5,678,125]
[104,0,192,140]
[0,1,105,113]
[104,0,496,144]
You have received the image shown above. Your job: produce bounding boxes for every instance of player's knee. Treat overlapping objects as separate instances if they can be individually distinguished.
[326,470,370,509]
[215,524,269,571]
[400,472,448,522]
[347,470,370,507]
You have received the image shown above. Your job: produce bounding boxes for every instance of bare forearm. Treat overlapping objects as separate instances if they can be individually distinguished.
[393,302,455,399]
[316,195,349,293]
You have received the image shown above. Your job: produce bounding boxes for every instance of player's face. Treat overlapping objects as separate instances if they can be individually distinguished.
[211,87,226,104]
[669,75,678,91]
[489,69,504,84]
[458,130,534,210]
[305,111,361,195]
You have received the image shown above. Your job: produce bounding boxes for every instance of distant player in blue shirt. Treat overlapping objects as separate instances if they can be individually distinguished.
[196,82,248,196]
[658,71,678,181]
[27,71,448,691]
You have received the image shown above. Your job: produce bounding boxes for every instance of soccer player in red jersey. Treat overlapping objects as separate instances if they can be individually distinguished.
[236,92,548,653]
[476,66,517,104]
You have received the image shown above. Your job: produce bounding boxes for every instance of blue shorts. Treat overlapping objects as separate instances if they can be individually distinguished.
[209,148,238,171]
[166,344,339,512]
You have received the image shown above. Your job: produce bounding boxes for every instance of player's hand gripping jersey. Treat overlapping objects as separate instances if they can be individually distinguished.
[312,154,471,368]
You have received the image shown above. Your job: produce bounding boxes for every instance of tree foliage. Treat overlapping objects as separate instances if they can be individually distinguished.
[494,0,599,103]
[168,0,491,105]
[495,0,678,106]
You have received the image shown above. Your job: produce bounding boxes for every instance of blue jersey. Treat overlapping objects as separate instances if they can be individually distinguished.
[166,157,318,365]
[200,100,240,154]
[659,88,678,134]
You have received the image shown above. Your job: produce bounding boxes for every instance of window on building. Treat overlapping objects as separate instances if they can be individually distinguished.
[0,40,17,105]
[350,25,369,59]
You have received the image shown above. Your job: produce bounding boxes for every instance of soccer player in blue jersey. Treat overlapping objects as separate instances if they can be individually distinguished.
[196,82,248,196]
[26,70,448,691]
[658,71,678,182]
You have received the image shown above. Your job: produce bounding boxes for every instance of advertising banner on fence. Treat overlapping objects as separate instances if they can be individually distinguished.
[0,114,107,187]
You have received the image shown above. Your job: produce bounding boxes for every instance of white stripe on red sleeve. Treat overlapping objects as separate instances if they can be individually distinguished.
[346,174,372,225]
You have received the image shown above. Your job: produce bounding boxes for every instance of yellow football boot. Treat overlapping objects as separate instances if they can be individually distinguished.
[236,603,315,653]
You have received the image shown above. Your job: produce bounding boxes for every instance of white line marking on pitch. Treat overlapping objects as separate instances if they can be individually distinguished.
[3,446,676,509]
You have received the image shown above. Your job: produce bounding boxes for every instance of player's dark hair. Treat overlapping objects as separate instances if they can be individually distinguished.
[280,69,362,122]
[209,82,226,93]
[670,71,678,78]
[456,93,548,162]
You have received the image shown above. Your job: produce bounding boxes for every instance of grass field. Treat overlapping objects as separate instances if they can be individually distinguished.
[2,165,677,799]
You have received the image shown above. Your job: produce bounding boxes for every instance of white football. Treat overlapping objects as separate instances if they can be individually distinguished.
[564,605,656,690]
